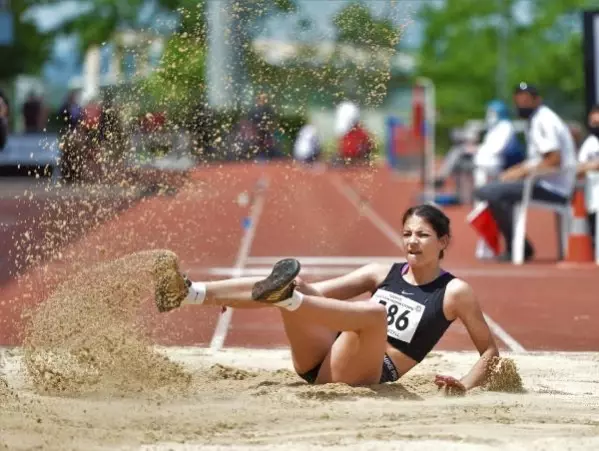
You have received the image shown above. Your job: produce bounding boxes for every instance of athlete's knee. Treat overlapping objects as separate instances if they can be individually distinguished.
[361,302,387,329]
[295,278,323,297]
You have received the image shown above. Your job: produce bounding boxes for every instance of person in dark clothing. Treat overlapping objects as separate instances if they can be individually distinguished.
[22,91,43,133]
[0,90,9,150]
[57,90,83,181]
[248,92,283,159]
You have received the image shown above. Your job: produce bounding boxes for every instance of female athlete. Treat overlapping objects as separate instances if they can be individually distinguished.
[155,204,499,394]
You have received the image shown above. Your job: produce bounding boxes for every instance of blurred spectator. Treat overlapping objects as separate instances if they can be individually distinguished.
[576,105,599,175]
[58,89,82,134]
[98,92,126,157]
[575,104,599,251]
[436,100,524,190]
[474,83,577,262]
[293,123,322,164]
[57,89,84,181]
[248,92,282,159]
[474,100,525,178]
[333,100,374,165]
[22,91,45,133]
[0,90,8,150]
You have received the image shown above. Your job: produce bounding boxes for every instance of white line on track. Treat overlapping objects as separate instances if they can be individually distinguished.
[330,176,405,248]
[209,177,269,352]
[247,256,405,266]
[331,177,527,353]
[187,263,585,280]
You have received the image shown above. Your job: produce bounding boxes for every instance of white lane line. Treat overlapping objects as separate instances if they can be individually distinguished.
[247,256,405,266]
[483,314,527,353]
[209,177,269,352]
[205,266,371,277]
[331,177,527,353]
[330,176,405,248]
[189,264,582,280]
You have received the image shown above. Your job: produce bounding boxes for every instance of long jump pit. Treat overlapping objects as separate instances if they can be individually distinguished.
[1,250,598,450]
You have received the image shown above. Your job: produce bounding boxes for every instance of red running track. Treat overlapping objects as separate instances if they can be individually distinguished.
[0,163,597,353]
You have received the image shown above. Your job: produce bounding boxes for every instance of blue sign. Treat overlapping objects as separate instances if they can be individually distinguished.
[0,12,13,46]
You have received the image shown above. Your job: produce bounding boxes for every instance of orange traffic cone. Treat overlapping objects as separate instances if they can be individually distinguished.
[562,188,594,264]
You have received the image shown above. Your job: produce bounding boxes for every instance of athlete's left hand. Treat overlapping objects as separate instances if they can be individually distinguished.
[434,375,467,396]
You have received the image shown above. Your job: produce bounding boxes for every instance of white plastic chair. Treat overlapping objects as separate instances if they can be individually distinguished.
[512,166,578,265]
[584,170,599,264]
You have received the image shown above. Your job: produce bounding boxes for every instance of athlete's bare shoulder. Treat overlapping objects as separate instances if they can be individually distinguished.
[444,277,478,319]
[366,261,395,287]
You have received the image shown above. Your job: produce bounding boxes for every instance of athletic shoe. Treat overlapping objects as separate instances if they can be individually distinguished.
[251,258,301,304]
[153,250,190,313]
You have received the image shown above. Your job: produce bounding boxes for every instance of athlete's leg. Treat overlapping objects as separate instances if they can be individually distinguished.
[278,279,338,376]
[154,255,386,384]
[251,260,388,385]
[274,292,388,385]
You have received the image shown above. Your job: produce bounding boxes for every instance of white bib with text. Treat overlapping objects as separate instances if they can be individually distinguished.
[372,289,426,343]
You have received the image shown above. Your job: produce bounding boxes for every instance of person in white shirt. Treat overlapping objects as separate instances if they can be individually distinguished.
[576,105,599,252]
[471,100,524,259]
[474,83,577,262]
[435,100,524,192]
[473,100,524,180]
[577,105,599,174]
[293,123,322,163]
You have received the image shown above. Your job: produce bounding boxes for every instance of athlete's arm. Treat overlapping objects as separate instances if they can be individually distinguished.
[443,279,499,391]
[310,263,391,301]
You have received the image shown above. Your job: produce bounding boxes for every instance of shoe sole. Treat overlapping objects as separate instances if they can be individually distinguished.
[251,258,301,303]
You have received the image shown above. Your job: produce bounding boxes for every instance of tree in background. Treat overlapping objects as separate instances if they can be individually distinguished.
[246,0,405,113]
[0,0,54,113]
[417,0,592,136]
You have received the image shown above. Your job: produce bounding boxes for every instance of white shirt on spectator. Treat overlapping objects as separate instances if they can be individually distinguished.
[293,124,320,162]
[474,119,516,172]
[526,105,577,197]
[577,134,599,163]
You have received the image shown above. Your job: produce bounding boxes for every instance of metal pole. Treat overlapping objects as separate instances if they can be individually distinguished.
[496,0,509,100]
[417,77,436,203]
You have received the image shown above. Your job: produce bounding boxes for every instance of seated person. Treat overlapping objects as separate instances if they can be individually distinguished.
[576,104,599,251]
[332,101,374,165]
[436,100,524,189]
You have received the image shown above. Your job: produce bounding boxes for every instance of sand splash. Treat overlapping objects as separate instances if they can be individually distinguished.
[485,356,525,393]
[22,250,191,396]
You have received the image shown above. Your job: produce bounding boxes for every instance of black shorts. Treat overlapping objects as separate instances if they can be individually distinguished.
[298,334,400,384]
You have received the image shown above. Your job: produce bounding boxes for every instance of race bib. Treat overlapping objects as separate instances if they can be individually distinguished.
[372,289,425,343]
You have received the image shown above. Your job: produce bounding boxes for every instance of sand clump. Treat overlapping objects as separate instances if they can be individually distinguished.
[484,356,525,393]
[22,250,191,396]
[0,376,15,402]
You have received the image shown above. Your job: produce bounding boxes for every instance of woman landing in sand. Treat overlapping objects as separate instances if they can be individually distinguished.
[154,204,499,394]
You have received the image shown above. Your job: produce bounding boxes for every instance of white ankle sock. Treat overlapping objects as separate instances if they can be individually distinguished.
[274,290,304,311]
[184,282,207,305]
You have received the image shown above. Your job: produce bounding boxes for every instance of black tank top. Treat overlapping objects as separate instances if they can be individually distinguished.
[371,262,455,362]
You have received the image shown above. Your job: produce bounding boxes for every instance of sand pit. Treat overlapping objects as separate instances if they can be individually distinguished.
[1,347,598,450]
[1,251,595,449]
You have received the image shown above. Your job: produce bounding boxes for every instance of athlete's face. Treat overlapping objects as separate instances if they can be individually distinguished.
[401,215,448,266]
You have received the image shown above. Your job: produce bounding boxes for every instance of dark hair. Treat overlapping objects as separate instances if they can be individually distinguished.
[590,104,599,115]
[402,204,451,258]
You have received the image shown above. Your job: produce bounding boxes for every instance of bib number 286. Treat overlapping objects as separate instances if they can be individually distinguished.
[380,301,409,331]
[372,289,425,344]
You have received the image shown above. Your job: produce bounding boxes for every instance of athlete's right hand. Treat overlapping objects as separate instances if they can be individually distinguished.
[434,375,466,396]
